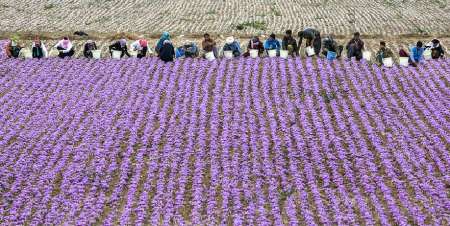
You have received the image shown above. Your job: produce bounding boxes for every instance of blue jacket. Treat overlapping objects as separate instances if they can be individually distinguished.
[223,41,241,56]
[410,46,424,62]
[264,38,281,51]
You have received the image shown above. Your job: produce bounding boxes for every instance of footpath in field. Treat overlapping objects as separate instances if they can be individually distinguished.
[0,57,449,225]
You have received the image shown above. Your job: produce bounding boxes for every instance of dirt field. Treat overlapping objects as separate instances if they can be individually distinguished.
[0,0,449,37]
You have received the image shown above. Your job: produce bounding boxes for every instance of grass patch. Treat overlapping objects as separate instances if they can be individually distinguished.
[270,6,281,16]
[44,4,55,10]
[320,90,336,103]
[235,21,266,31]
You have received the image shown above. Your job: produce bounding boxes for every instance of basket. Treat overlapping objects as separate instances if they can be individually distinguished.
[423,49,432,60]
[306,46,315,56]
[92,50,101,59]
[224,51,233,59]
[280,50,289,59]
[250,49,258,58]
[399,57,409,67]
[268,49,277,57]
[326,51,337,60]
[205,51,215,61]
[112,50,122,59]
[382,57,394,68]
[363,51,372,61]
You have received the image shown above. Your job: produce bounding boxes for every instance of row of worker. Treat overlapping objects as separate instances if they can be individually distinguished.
[4,29,446,65]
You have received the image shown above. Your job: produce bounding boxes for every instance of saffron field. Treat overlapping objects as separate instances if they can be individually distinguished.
[0,55,449,225]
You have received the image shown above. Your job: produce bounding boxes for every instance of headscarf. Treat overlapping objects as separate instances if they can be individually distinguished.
[139,39,148,48]
[119,39,127,47]
[157,32,171,50]
[226,36,235,45]
[250,37,260,49]
[62,37,70,49]
[431,39,440,48]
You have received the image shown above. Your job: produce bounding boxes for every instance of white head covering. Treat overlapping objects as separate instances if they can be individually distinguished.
[226,36,235,45]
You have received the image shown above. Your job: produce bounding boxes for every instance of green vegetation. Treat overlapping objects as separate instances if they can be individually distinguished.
[44,4,55,10]
[235,21,266,31]
[320,90,337,103]
[270,6,282,16]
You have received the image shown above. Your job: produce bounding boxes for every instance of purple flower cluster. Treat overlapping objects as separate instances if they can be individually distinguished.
[0,56,449,225]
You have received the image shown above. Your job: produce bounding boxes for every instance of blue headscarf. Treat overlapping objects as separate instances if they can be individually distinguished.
[156,32,170,51]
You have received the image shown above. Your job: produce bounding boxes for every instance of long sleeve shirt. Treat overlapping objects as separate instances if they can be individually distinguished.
[54,40,73,53]
[410,46,424,62]
[223,41,241,56]
[131,40,148,51]
[131,41,141,51]
[247,39,264,53]
[282,36,299,54]
[346,38,364,51]
[264,38,281,51]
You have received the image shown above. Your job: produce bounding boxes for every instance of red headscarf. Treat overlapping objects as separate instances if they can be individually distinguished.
[139,39,148,48]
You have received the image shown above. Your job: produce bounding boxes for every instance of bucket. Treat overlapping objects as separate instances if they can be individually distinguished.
[49,49,59,57]
[280,50,289,59]
[268,49,277,57]
[250,49,258,58]
[148,48,154,56]
[130,50,138,58]
[205,51,215,61]
[112,50,122,59]
[21,49,32,59]
[363,51,372,61]
[399,57,409,67]
[326,51,337,60]
[382,57,394,68]
[423,49,432,60]
[305,47,315,56]
[224,51,233,59]
[92,50,101,59]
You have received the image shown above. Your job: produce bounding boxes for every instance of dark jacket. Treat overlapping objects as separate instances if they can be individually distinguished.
[376,47,394,64]
[83,42,98,58]
[282,36,299,55]
[346,38,364,51]
[247,38,264,53]
[312,37,321,55]
[109,41,126,51]
[109,41,130,57]
[32,41,46,58]
[431,45,445,59]
[32,47,43,58]
[298,28,319,47]
[5,43,21,58]
[159,42,175,62]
